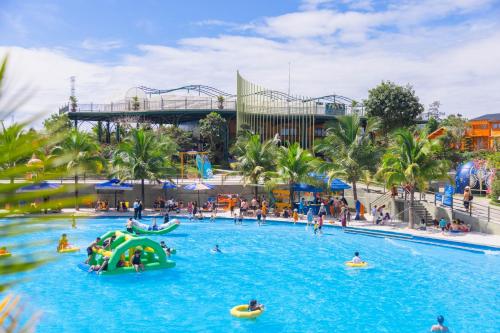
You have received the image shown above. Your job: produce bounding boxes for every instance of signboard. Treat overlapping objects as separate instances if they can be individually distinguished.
[435,193,443,204]
[443,184,454,207]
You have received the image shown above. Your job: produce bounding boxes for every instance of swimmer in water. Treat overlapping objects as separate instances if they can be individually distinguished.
[212,244,221,253]
[248,299,264,311]
[351,252,363,264]
[430,315,449,332]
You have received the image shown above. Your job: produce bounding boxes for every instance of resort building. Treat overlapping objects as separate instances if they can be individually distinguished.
[463,113,500,151]
[59,73,363,149]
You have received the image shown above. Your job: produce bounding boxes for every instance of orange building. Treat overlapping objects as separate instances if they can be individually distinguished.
[464,113,500,150]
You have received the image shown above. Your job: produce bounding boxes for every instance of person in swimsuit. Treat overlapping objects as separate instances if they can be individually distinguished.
[306,208,314,228]
[132,249,144,272]
[102,235,116,250]
[89,256,109,274]
[85,237,101,264]
[57,234,71,251]
[430,315,449,332]
[213,244,221,253]
[256,208,262,226]
[126,218,134,233]
[351,252,363,264]
[292,209,299,224]
[160,241,172,257]
[248,300,264,311]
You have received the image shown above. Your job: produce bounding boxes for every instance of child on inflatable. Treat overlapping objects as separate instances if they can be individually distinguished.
[0,246,10,256]
[351,252,363,264]
[57,234,71,251]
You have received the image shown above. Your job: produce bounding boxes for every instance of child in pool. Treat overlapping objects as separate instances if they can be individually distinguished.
[212,244,221,253]
[351,252,363,264]
[248,300,264,311]
[57,234,71,251]
[313,220,319,234]
[292,209,299,224]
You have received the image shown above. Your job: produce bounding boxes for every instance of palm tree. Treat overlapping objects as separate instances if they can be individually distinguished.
[231,134,277,197]
[377,129,450,228]
[0,122,36,183]
[52,129,103,210]
[268,142,316,205]
[112,128,177,205]
[315,114,380,200]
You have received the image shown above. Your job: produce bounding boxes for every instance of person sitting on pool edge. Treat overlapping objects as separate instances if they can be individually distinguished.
[430,315,449,332]
[351,252,363,264]
[248,300,264,312]
[85,237,101,264]
[212,244,221,253]
[88,256,109,274]
[132,249,144,272]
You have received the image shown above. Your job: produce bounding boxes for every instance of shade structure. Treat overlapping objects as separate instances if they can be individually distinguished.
[292,183,323,193]
[183,182,214,204]
[16,181,60,193]
[162,181,177,190]
[329,178,351,191]
[95,179,133,208]
[95,179,133,191]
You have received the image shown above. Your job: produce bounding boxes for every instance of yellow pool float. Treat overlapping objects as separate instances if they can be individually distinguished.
[345,261,367,267]
[58,247,80,253]
[230,304,264,319]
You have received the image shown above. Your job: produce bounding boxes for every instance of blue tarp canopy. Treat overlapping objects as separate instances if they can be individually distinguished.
[329,178,351,191]
[162,181,177,189]
[95,179,133,191]
[292,183,323,192]
[308,173,351,191]
[16,181,60,193]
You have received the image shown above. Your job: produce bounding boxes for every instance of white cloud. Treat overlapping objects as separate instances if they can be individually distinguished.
[1,1,499,126]
[81,39,123,51]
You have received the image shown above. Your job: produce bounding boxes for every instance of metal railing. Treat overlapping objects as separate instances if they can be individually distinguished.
[61,99,237,113]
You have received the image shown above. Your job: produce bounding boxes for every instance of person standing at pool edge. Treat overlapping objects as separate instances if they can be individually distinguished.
[306,208,313,229]
[430,315,449,332]
[133,199,139,219]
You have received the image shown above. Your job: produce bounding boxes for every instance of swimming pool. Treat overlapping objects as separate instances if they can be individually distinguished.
[9,217,500,332]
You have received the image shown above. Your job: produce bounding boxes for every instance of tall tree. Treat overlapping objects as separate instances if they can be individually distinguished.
[43,113,72,135]
[112,128,177,205]
[231,134,277,197]
[268,143,316,205]
[158,125,195,152]
[199,112,226,161]
[364,81,424,136]
[377,129,450,228]
[52,129,102,210]
[315,115,381,200]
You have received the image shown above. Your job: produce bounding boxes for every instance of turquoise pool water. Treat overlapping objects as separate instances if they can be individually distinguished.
[8,217,500,332]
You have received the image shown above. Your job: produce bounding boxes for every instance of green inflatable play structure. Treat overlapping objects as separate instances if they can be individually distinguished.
[83,230,175,275]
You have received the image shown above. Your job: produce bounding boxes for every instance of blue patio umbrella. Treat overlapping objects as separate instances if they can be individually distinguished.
[95,179,133,208]
[162,181,177,202]
[183,182,214,204]
[16,181,60,193]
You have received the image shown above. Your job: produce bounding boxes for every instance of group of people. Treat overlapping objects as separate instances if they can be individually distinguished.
[132,199,144,219]
[94,200,109,211]
[432,217,471,234]
[371,205,391,225]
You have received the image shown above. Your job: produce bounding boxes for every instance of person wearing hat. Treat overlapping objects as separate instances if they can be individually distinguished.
[463,186,472,211]
[292,208,299,224]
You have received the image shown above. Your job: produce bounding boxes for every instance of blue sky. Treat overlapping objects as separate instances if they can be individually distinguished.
[1,0,500,122]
